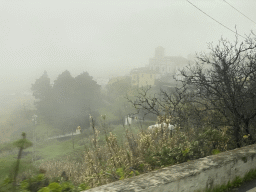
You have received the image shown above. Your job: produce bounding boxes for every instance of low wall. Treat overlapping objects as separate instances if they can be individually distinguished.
[84,144,256,192]
[47,131,81,141]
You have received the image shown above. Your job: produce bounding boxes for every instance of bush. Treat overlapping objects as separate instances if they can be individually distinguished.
[20,174,49,192]
[48,182,62,192]
[0,176,13,192]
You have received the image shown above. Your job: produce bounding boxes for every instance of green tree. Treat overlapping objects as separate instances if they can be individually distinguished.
[74,72,101,110]
[72,72,101,129]
[105,77,136,124]
[53,71,102,132]
[31,71,53,123]
[50,70,77,132]
[32,70,102,133]
[106,76,131,101]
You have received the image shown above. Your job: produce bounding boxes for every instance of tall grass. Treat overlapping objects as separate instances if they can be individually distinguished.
[32,116,232,189]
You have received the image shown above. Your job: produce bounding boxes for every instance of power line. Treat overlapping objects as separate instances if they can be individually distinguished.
[186,0,246,39]
[223,0,256,25]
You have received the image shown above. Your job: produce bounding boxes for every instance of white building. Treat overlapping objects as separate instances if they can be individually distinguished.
[148,46,189,78]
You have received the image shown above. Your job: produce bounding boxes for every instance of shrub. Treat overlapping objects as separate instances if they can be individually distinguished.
[48,182,62,192]
[20,174,49,192]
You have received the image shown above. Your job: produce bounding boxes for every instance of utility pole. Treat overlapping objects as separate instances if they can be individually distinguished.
[32,114,37,163]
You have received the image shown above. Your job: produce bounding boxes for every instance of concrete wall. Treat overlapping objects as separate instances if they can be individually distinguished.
[83,144,256,192]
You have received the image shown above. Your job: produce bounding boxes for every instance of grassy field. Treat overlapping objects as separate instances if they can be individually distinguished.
[0,121,148,185]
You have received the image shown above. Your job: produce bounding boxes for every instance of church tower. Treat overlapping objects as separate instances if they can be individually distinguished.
[155,46,165,59]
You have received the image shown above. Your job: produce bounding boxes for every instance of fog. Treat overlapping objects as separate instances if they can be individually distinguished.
[0,0,255,93]
[1,1,256,187]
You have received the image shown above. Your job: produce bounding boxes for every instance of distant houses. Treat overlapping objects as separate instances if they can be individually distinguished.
[108,76,131,85]
[129,46,191,88]
[106,46,192,88]
[130,67,156,87]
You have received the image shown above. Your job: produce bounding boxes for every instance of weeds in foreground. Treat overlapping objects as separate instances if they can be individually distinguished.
[1,115,239,191]
[33,116,232,190]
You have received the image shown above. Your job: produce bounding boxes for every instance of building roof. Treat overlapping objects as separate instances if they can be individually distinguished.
[108,75,131,85]
[150,56,189,66]
[164,56,189,65]
[130,67,157,75]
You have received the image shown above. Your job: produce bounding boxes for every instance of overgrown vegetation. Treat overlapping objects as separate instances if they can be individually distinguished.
[1,34,256,191]
[0,118,253,192]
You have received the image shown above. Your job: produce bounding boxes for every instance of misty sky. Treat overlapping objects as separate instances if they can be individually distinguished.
[1,0,255,93]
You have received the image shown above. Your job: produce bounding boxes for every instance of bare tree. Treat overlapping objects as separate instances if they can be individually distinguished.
[127,34,256,149]
[181,34,256,147]
[126,85,192,127]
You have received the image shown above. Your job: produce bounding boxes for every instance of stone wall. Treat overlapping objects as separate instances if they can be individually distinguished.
[83,144,256,192]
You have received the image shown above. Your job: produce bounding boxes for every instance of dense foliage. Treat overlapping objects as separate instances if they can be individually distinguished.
[31,71,102,133]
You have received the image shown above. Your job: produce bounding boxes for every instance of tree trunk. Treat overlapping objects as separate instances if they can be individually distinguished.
[244,119,255,145]
[234,119,241,148]
[13,146,23,191]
